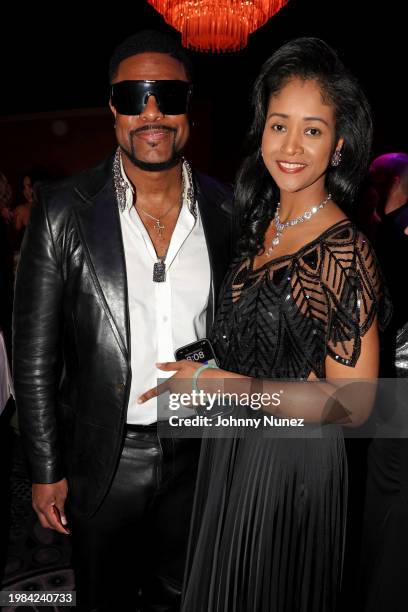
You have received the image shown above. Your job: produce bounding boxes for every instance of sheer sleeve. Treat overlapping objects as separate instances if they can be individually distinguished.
[319,226,391,367]
[212,220,391,381]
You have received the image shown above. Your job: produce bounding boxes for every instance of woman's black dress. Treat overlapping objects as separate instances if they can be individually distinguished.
[182,221,388,612]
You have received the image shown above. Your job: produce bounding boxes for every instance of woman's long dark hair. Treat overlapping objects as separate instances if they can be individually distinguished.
[235,37,373,258]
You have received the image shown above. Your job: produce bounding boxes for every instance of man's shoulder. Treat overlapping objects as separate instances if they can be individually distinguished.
[193,169,232,196]
[192,169,233,216]
[35,154,115,216]
[394,202,408,232]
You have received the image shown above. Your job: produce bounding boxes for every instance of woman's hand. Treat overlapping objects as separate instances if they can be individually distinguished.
[138,360,241,406]
[138,360,205,404]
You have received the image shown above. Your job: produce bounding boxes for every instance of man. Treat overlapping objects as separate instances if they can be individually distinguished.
[370,153,408,336]
[13,30,232,611]
[359,153,408,611]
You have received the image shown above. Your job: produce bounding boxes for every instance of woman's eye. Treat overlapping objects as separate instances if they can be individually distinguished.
[272,124,286,132]
[305,127,321,136]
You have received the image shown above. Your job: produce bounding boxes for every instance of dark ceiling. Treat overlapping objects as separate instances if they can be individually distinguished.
[0,0,405,154]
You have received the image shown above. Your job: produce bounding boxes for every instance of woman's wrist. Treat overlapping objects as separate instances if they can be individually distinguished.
[192,363,219,393]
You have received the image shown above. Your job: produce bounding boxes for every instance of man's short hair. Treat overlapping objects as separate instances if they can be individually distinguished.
[109,29,193,83]
[370,152,408,197]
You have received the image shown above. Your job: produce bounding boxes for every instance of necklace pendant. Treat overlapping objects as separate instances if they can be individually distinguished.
[267,234,280,256]
[269,193,332,253]
[155,220,165,238]
[153,260,166,283]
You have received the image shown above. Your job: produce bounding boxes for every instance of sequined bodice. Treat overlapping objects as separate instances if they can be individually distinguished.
[211,221,388,379]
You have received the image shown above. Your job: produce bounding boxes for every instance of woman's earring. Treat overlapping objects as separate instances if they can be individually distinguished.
[331,150,342,167]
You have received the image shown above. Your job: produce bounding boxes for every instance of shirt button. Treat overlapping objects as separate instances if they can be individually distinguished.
[116,383,125,393]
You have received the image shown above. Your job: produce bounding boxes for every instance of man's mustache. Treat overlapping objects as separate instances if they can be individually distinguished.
[131,124,177,135]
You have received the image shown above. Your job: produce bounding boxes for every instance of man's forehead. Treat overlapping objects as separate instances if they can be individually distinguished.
[114,52,188,83]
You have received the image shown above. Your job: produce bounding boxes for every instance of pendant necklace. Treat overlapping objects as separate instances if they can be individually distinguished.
[140,198,182,283]
[113,148,197,283]
[142,169,186,283]
[153,251,168,283]
[267,193,332,256]
[137,202,178,239]
[140,201,177,282]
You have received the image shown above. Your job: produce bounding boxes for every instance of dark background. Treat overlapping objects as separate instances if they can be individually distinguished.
[0,0,406,194]
[0,1,404,604]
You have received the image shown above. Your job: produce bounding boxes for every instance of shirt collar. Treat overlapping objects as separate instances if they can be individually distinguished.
[113,148,196,217]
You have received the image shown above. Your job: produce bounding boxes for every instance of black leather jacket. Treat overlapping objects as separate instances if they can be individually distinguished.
[13,154,233,518]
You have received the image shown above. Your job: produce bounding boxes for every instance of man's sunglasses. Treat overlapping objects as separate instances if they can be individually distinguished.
[110,80,192,116]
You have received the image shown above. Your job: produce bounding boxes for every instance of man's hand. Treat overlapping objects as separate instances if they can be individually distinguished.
[32,478,70,535]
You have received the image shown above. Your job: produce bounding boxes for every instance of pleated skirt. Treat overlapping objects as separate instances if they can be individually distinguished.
[182,424,347,612]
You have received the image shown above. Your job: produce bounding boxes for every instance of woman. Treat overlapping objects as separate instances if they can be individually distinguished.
[139,38,389,610]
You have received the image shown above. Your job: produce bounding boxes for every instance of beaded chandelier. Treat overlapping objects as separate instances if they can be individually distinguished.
[148,0,288,52]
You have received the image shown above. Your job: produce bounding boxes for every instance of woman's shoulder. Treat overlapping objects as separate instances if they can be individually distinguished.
[294,217,365,262]
[306,217,377,260]
[315,218,391,332]
[312,219,377,281]
[295,218,382,311]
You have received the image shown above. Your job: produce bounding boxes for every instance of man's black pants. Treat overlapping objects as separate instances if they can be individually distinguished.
[69,425,200,611]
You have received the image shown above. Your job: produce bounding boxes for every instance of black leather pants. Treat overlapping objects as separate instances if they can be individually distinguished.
[69,425,200,611]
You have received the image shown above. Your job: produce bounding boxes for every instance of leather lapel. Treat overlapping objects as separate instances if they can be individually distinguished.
[195,176,232,301]
[194,173,233,334]
[74,174,129,360]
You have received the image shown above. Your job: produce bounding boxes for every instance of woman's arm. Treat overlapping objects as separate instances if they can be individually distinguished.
[138,318,379,428]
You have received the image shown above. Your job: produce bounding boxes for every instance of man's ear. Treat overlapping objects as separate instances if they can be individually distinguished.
[389,175,401,195]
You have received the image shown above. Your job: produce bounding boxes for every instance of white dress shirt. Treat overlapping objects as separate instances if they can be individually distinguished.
[118,158,211,424]
[0,331,14,416]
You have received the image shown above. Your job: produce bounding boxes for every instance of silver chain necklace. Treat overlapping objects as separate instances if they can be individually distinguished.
[137,200,181,239]
[113,148,197,283]
[267,193,332,255]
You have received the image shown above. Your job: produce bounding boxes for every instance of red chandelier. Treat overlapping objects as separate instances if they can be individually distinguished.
[148,1,288,53]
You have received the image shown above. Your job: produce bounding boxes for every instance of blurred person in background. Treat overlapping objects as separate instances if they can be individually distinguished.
[360,153,408,612]
[0,171,14,355]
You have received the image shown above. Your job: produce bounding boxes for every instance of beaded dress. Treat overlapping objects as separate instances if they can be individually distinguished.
[182,220,389,612]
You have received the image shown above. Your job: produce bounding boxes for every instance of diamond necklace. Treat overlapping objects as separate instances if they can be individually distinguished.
[267,193,332,256]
